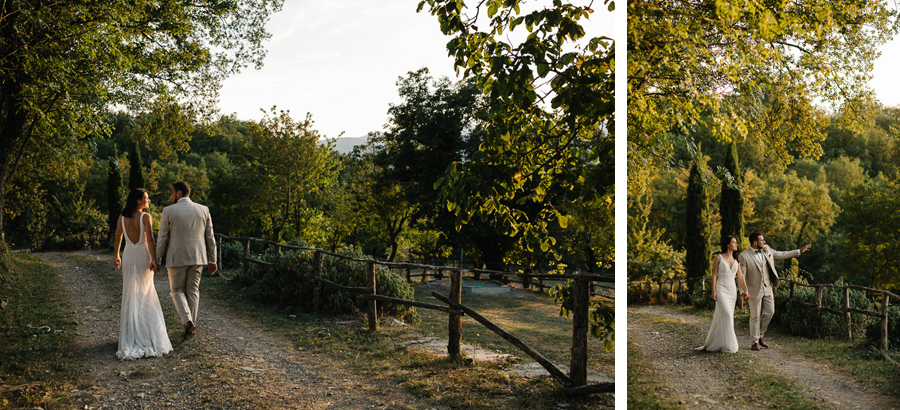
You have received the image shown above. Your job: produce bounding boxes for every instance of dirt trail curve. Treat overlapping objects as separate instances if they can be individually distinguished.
[629,305,897,410]
[37,251,435,410]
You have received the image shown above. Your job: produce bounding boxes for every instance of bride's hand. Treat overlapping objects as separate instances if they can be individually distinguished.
[149,261,158,273]
[711,291,717,301]
[115,256,121,269]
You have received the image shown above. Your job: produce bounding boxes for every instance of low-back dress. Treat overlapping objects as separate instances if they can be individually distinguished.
[117,213,173,360]
[696,255,740,353]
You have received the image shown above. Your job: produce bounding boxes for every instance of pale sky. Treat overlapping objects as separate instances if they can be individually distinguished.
[872,34,900,108]
[217,1,616,139]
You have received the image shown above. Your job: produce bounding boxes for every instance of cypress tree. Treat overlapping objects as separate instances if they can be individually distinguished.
[107,157,123,245]
[128,143,145,190]
[685,156,710,293]
[720,140,744,243]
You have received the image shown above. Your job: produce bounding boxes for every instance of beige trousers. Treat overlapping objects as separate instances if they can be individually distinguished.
[749,289,775,344]
[168,265,203,325]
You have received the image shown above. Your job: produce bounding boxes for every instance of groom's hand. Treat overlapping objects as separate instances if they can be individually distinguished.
[800,244,812,253]
[208,263,218,276]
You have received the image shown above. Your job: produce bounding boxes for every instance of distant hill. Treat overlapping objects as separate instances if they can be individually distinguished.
[327,136,369,154]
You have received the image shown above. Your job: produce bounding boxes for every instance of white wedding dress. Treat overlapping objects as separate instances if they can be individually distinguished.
[117,214,172,360]
[696,256,739,353]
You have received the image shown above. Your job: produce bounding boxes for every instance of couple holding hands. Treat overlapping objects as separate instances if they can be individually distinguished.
[113,181,217,360]
[697,232,811,353]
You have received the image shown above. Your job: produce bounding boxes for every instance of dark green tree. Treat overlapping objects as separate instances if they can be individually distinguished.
[107,157,123,244]
[685,156,711,293]
[720,140,744,243]
[128,143,146,191]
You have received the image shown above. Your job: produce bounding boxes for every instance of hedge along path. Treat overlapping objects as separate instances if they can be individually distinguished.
[37,251,432,410]
[628,305,898,410]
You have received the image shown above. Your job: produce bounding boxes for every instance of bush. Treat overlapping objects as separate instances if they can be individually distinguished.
[691,282,715,310]
[865,305,900,350]
[230,246,418,322]
[774,280,875,339]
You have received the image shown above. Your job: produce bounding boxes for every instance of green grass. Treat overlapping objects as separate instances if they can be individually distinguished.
[627,340,681,410]
[204,270,615,409]
[0,253,81,409]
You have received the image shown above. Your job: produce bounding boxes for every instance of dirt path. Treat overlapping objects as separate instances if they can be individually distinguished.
[37,251,436,410]
[628,305,898,410]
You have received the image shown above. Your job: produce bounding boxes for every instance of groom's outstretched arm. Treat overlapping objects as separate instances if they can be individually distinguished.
[771,248,801,260]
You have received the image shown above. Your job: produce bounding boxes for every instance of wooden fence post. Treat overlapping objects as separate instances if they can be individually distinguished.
[790,281,796,298]
[448,270,462,359]
[814,286,823,325]
[406,267,411,283]
[843,287,852,340]
[367,261,378,332]
[882,293,890,350]
[570,277,589,387]
[243,238,251,276]
[313,250,323,314]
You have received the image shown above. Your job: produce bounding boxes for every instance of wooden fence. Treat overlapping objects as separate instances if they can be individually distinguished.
[627,275,899,350]
[216,234,614,394]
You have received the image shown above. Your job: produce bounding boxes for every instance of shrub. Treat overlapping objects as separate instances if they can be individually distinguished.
[865,305,900,350]
[691,282,715,310]
[774,280,875,339]
[230,246,418,322]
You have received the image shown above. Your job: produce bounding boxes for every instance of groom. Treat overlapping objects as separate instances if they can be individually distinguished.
[738,232,810,351]
[156,181,218,340]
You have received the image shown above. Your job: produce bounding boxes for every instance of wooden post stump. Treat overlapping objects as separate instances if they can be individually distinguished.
[843,287,852,340]
[367,261,377,332]
[216,235,223,270]
[882,293,890,350]
[448,270,462,359]
[313,250,323,314]
[570,278,590,387]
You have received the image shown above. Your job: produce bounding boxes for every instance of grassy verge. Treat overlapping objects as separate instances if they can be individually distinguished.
[627,340,680,410]
[0,253,80,409]
[204,270,615,409]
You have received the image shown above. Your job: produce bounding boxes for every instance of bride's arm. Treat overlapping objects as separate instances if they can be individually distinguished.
[114,215,123,269]
[710,254,719,301]
[143,213,158,271]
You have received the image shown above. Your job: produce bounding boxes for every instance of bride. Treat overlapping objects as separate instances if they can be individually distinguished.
[114,188,173,360]
[696,235,750,353]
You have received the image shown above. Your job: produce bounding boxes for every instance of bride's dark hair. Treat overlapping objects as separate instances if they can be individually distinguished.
[720,235,738,258]
[121,188,149,218]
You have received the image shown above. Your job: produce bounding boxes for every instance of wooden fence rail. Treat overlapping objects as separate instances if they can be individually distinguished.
[628,275,899,350]
[216,234,613,392]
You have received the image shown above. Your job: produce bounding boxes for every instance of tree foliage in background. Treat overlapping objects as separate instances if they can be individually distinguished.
[685,156,711,292]
[106,158,123,243]
[628,0,899,177]
[840,179,900,289]
[129,143,146,191]
[0,0,283,243]
[420,0,614,253]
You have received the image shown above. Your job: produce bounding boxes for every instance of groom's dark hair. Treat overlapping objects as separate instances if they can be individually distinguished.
[749,231,763,245]
[172,181,191,197]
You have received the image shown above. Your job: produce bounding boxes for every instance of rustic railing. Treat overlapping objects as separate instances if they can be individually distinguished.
[783,279,899,350]
[628,274,898,350]
[215,234,614,393]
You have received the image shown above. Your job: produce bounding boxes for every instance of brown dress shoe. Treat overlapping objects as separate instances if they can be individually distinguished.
[750,342,759,351]
[183,321,196,340]
[758,338,769,348]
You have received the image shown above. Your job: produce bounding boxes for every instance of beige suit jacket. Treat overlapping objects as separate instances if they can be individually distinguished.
[738,245,800,299]
[156,197,217,267]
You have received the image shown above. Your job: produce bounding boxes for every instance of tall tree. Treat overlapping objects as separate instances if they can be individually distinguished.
[685,156,711,292]
[0,0,283,241]
[128,143,146,191]
[720,140,744,244]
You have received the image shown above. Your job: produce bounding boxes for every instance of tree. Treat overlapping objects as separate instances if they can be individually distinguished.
[0,0,283,241]
[420,0,614,252]
[719,140,744,243]
[685,156,711,292]
[628,0,899,173]
[129,143,146,191]
[841,178,900,289]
